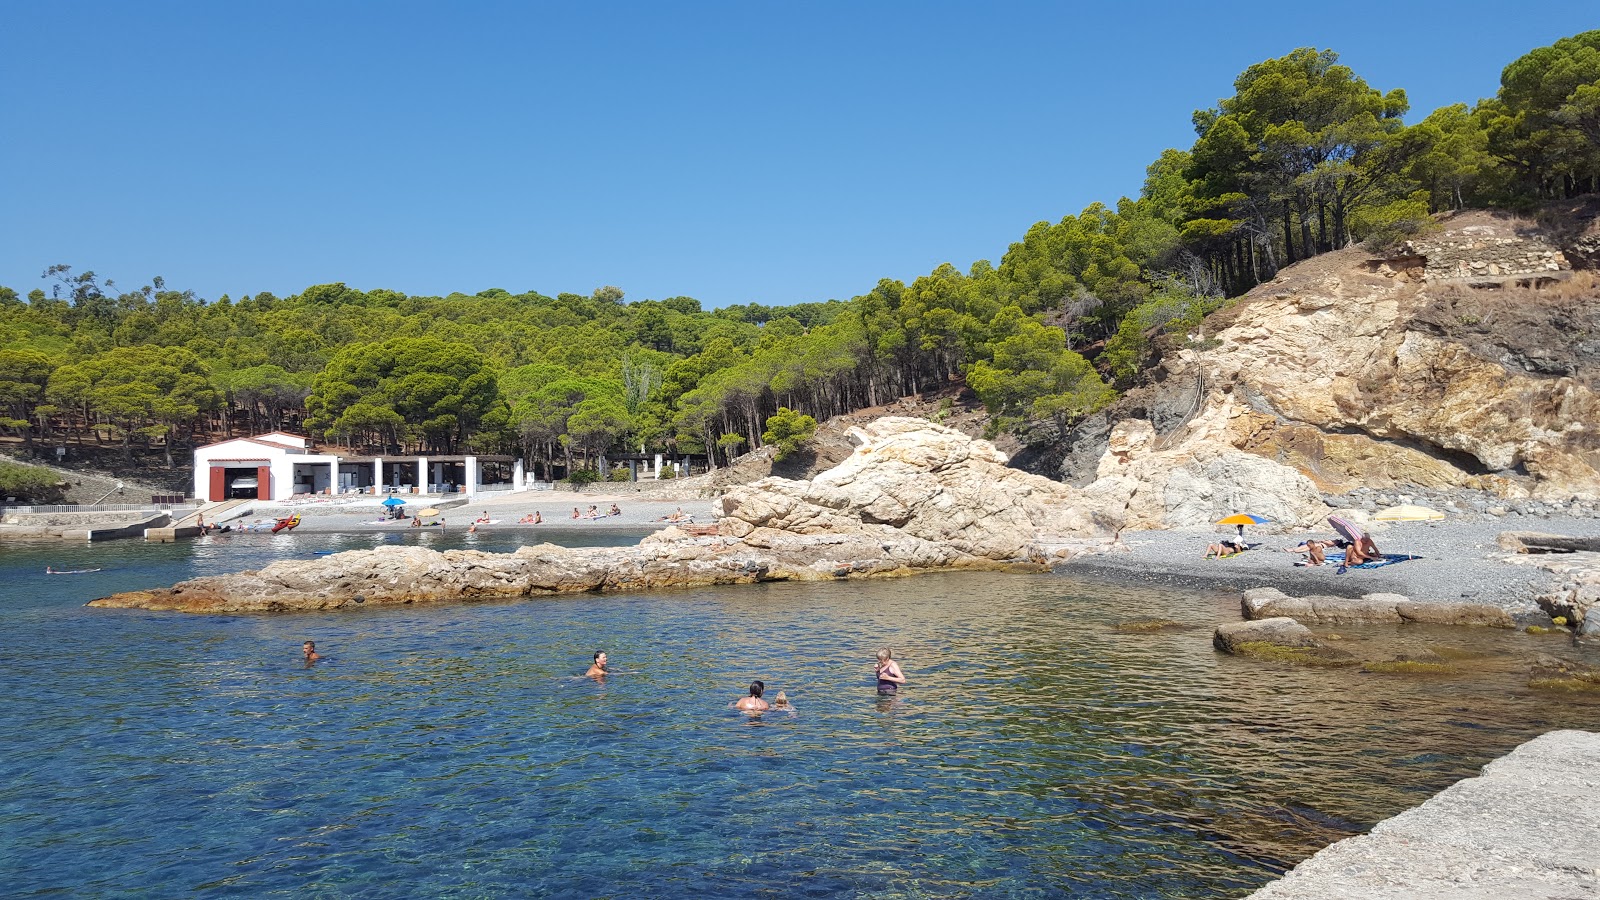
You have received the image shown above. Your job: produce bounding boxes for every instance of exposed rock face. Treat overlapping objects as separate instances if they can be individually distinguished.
[1065,211,1600,503]
[1081,413,1329,529]
[719,417,1112,558]
[1241,586,1514,628]
[90,418,1118,614]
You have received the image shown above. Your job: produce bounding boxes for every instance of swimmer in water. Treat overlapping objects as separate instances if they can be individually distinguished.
[735,680,769,712]
[586,651,609,679]
[772,691,793,711]
[303,641,321,663]
[875,648,905,694]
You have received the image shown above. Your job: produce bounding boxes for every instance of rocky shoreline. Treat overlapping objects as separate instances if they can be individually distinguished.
[89,419,1115,614]
[89,418,1600,626]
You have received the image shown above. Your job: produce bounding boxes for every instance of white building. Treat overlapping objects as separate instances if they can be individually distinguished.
[193,432,523,502]
[193,432,345,502]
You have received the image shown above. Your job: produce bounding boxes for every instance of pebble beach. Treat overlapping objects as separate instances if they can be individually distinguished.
[1066,516,1600,615]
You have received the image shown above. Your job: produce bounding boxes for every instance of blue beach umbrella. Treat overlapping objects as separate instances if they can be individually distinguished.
[382,496,407,508]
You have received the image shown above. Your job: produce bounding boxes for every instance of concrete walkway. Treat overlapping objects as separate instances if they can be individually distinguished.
[1248,729,1600,899]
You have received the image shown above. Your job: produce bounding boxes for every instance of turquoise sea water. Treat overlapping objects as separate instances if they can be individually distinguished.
[2,530,1597,898]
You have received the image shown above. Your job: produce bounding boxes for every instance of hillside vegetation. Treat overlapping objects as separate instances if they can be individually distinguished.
[2,32,1597,480]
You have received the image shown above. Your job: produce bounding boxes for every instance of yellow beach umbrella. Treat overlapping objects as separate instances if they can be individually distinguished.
[1215,513,1271,526]
[1372,504,1445,522]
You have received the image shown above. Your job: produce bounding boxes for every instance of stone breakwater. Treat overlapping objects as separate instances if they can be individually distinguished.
[90,418,1118,614]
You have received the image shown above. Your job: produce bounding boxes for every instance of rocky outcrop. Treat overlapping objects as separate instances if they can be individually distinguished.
[1537,571,1600,637]
[1065,211,1600,503]
[1080,414,1329,530]
[1240,587,1514,628]
[1213,617,1357,666]
[718,416,1113,558]
[90,418,1119,614]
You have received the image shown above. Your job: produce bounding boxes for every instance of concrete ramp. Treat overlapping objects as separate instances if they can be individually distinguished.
[150,499,252,542]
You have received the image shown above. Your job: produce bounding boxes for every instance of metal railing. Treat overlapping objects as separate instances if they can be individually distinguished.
[2,501,197,515]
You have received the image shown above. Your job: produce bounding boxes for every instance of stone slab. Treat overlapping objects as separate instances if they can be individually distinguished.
[1247,729,1600,899]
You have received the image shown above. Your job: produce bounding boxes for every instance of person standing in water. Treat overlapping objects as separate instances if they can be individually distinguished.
[736,680,769,711]
[303,641,321,665]
[875,648,906,694]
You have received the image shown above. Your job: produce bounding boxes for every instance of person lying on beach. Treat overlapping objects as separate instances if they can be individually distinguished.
[586,651,609,679]
[1283,539,1329,566]
[656,507,692,523]
[518,514,535,524]
[735,680,769,712]
[1204,539,1247,559]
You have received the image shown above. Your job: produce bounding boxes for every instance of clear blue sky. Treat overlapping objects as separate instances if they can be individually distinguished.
[1,1,1590,308]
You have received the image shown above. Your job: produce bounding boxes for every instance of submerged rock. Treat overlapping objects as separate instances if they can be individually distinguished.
[1528,655,1600,693]
[1113,618,1190,633]
[91,418,1120,614]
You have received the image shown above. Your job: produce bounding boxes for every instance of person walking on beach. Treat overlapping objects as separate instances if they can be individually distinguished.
[875,649,906,694]
[586,651,609,679]
[736,680,769,711]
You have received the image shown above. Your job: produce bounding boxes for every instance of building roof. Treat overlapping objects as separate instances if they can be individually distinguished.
[195,435,308,453]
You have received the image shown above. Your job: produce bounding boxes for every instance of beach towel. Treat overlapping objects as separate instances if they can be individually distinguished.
[1324,551,1419,571]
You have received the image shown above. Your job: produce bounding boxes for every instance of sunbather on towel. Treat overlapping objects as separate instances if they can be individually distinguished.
[1283,539,1329,566]
[1205,539,1247,559]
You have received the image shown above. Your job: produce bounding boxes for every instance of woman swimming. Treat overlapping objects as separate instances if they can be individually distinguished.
[875,648,906,694]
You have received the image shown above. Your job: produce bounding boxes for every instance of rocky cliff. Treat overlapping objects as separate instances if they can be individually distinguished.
[89,418,1117,614]
[1063,210,1600,528]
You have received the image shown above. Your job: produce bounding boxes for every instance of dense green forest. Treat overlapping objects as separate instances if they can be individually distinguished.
[2,31,1596,481]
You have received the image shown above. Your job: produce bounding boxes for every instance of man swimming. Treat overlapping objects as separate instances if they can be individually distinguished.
[585,651,609,678]
[303,641,320,663]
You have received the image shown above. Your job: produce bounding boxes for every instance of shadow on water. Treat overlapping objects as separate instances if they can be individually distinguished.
[0,543,1596,898]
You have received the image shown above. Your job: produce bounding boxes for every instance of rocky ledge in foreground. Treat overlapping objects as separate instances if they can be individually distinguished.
[1246,730,1600,900]
[90,418,1119,614]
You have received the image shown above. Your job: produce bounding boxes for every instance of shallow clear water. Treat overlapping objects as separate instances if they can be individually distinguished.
[2,531,1597,898]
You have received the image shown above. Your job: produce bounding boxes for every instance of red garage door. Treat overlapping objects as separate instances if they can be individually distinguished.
[257,465,271,500]
[209,467,225,502]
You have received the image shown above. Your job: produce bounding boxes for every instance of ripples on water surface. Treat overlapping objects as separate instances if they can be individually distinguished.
[2,531,1597,898]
